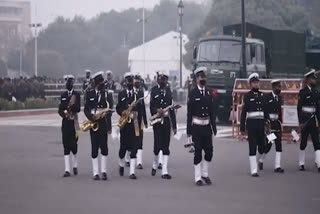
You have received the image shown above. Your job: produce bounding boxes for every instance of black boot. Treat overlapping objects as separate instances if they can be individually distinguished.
[73,167,78,176]
[137,164,143,170]
[318,167,320,173]
[151,168,156,176]
[93,175,100,180]
[161,174,172,180]
[102,173,108,181]
[63,171,71,177]
[196,180,204,186]
[158,163,162,169]
[251,173,259,177]
[299,165,305,171]
[201,177,212,185]
[258,162,263,170]
[274,168,285,173]
[119,166,124,176]
[129,174,137,179]
[125,162,130,167]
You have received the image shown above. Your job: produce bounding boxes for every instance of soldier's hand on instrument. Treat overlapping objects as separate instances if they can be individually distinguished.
[157,108,164,116]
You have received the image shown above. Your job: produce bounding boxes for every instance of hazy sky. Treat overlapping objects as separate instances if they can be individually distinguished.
[24,0,202,27]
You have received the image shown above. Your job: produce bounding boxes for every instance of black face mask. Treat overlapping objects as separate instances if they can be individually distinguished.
[159,82,166,88]
[134,82,140,88]
[127,83,134,90]
[252,88,259,92]
[199,79,206,86]
[66,82,73,91]
[97,82,104,91]
[274,89,281,95]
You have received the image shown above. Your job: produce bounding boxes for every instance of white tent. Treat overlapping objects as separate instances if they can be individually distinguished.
[128,31,190,86]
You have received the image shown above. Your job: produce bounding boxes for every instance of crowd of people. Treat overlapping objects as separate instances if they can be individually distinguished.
[0,76,47,102]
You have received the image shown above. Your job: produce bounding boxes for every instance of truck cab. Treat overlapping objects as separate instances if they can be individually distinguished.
[192,35,266,122]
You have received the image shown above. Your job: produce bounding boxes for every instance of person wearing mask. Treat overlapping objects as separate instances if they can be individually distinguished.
[150,71,177,180]
[187,67,217,186]
[240,73,266,177]
[84,71,113,181]
[262,80,285,173]
[58,75,81,177]
[297,70,320,172]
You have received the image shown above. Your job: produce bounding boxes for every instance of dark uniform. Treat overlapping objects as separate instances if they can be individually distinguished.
[297,71,320,171]
[135,87,148,168]
[150,84,177,179]
[263,89,284,172]
[240,73,266,177]
[116,75,145,179]
[187,82,217,185]
[58,75,81,177]
[84,72,113,180]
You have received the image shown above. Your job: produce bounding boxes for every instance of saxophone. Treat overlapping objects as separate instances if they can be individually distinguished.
[81,102,110,132]
[118,95,145,129]
[64,94,76,120]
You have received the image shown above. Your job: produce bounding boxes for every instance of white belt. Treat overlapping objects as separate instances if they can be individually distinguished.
[269,113,279,120]
[247,111,264,119]
[192,117,210,126]
[302,106,316,113]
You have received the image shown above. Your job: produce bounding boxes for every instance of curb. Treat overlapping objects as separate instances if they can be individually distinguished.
[0,108,57,118]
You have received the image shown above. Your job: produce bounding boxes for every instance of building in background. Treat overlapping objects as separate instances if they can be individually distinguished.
[128,31,190,86]
[0,0,31,60]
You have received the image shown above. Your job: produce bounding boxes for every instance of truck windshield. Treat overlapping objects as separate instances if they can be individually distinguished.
[197,40,241,63]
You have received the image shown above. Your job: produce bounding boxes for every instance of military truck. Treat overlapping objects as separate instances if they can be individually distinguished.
[192,35,266,122]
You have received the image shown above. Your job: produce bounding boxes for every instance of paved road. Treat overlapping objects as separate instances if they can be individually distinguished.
[0,113,319,214]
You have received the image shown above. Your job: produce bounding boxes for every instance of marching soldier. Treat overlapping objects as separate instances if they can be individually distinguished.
[105,70,116,91]
[58,75,81,177]
[150,71,177,179]
[263,79,285,173]
[297,70,320,172]
[134,74,148,169]
[82,69,92,94]
[240,73,266,177]
[116,73,144,179]
[84,71,113,180]
[187,67,217,186]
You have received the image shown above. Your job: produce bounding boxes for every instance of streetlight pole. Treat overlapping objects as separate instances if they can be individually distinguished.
[29,23,42,77]
[142,0,146,77]
[178,0,184,88]
[241,0,247,78]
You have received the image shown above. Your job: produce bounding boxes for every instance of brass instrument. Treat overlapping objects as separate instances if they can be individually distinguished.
[118,96,144,129]
[265,119,271,136]
[149,104,181,126]
[81,102,111,132]
[64,94,76,119]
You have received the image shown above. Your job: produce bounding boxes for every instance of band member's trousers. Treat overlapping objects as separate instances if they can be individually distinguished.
[62,120,78,155]
[192,132,213,165]
[247,120,265,156]
[300,120,320,151]
[90,121,108,158]
[153,118,171,156]
[137,130,144,150]
[265,131,282,153]
[119,123,138,159]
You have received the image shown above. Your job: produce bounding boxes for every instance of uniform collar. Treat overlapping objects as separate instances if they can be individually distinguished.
[67,89,73,95]
[197,85,205,91]
[307,85,312,91]
[127,89,133,94]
